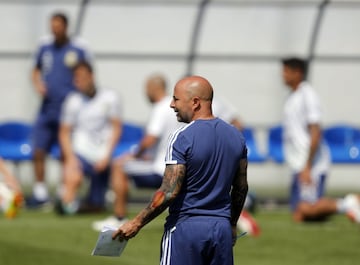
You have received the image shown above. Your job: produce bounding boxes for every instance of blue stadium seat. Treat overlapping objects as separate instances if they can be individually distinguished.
[267,125,284,163]
[0,121,33,161]
[49,122,145,160]
[112,122,144,158]
[242,127,266,163]
[323,124,360,163]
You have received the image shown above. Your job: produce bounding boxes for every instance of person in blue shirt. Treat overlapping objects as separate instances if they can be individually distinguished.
[29,12,91,207]
[112,76,248,265]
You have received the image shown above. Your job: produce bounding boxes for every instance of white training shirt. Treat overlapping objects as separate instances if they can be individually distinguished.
[61,89,122,163]
[283,81,330,176]
[212,97,238,124]
[146,95,183,175]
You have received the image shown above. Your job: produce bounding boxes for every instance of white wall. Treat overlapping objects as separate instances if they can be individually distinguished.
[1,2,359,126]
[0,1,360,191]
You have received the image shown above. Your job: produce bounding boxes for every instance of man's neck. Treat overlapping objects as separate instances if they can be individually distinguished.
[54,36,69,47]
[291,80,303,91]
[85,86,97,98]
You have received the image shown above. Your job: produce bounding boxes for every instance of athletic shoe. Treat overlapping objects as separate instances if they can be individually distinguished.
[343,194,360,223]
[54,198,79,216]
[237,210,261,237]
[92,216,128,231]
[25,196,51,209]
[0,183,23,219]
[4,192,23,219]
[77,202,106,214]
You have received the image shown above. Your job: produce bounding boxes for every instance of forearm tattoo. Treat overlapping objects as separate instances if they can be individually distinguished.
[137,164,186,227]
[230,158,249,226]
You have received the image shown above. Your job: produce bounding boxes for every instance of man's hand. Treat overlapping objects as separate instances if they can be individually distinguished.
[35,81,47,97]
[299,165,312,184]
[232,226,237,246]
[112,219,141,241]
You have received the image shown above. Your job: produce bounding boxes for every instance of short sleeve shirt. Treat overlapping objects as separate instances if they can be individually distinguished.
[34,36,91,120]
[164,118,247,227]
[61,89,122,163]
[283,81,330,174]
[146,96,183,175]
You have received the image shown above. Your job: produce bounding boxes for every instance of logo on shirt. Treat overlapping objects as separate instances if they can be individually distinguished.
[42,51,53,74]
[64,50,79,68]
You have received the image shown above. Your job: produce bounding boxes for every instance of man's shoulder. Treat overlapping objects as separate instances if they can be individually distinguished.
[151,96,173,115]
[66,91,84,103]
[299,81,316,93]
[97,88,119,100]
[156,95,172,107]
[36,35,54,49]
[173,122,195,136]
[70,36,90,51]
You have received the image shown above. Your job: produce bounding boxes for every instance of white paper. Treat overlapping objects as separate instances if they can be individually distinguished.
[92,225,128,257]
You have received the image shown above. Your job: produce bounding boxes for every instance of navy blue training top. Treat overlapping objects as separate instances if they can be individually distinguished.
[35,39,89,121]
[164,118,247,228]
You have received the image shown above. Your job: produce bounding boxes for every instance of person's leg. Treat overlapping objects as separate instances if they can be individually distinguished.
[209,218,234,265]
[86,163,109,208]
[293,174,337,222]
[290,174,303,221]
[112,159,158,217]
[296,198,337,221]
[56,156,84,215]
[61,160,83,205]
[33,149,47,195]
[111,160,129,218]
[0,158,22,193]
[91,159,155,231]
[30,118,54,203]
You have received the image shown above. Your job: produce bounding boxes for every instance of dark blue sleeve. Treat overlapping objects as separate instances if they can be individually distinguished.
[34,46,44,69]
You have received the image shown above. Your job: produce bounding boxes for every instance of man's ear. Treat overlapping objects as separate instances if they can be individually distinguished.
[192,96,201,111]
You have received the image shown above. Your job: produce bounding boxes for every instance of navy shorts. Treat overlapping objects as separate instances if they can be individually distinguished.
[290,173,326,211]
[78,155,110,207]
[32,116,59,152]
[160,216,233,265]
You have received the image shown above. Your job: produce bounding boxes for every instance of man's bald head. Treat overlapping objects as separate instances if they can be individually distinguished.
[177,76,213,102]
[170,76,214,123]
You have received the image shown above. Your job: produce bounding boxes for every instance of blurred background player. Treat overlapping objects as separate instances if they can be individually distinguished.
[55,61,122,215]
[0,158,23,218]
[92,74,183,230]
[29,12,91,207]
[281,57,360,223]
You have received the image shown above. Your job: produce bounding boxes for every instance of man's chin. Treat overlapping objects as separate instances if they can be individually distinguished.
[175,115,183,123]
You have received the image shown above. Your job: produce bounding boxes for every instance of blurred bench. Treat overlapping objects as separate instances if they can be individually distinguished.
[267,125,284,164]
[242,127,266,163]
[323,124,360,164]
[0,120,33,161]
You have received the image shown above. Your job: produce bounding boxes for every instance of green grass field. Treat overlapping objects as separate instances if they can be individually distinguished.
[0,205,359,265]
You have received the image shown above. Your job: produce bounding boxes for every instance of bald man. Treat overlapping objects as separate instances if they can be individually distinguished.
[92,74,183,230]
[112,76,248,265]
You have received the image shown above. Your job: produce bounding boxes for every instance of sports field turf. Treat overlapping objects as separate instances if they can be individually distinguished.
[0,205,359,265]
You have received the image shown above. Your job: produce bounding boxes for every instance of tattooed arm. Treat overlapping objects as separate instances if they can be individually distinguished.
[230,157,248,244]
[112,164,186,241]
